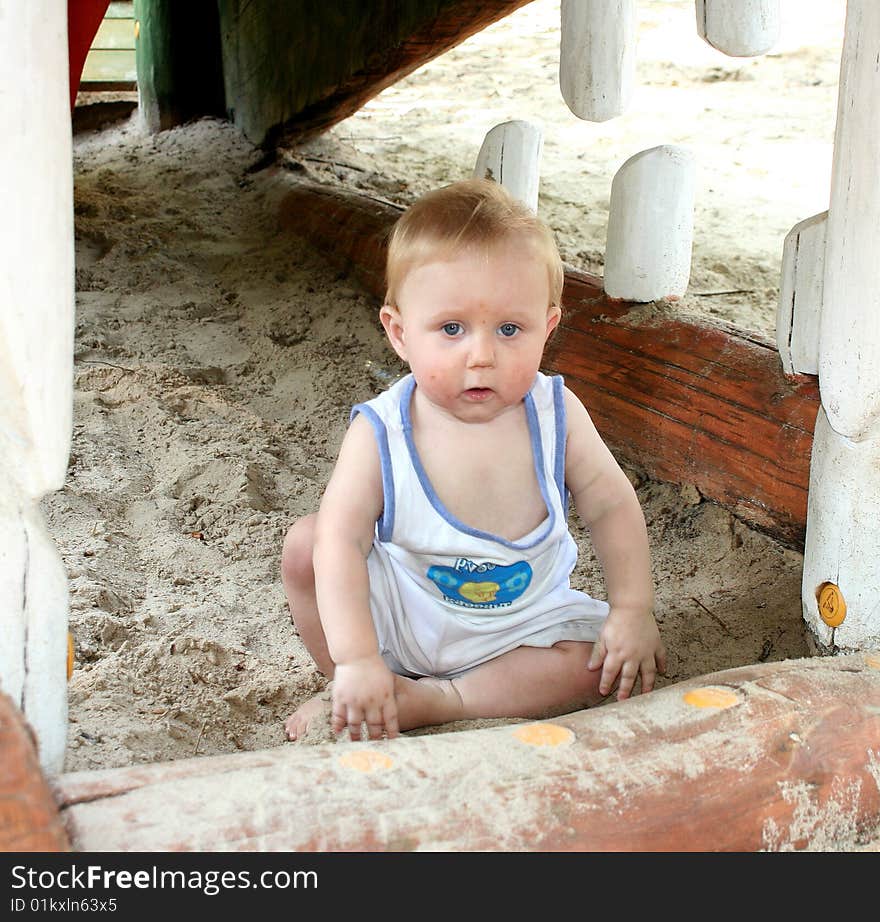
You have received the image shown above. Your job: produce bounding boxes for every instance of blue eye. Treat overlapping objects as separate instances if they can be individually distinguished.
[499,323,519,337]
[442,322,463,336]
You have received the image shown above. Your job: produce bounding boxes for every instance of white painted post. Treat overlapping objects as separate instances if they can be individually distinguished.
[603,145,695,303]
[776,211,826,376]
[695,0,781,57]
[559,0,637,122]
[473,120,543,213]
[0,0,74,773]
[801,0,880,651]
[802,410,880,650]
[817,1,880,442]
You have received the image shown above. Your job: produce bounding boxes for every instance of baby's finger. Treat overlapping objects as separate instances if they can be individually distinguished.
[598,656,620,697]
[382,699,399,740]
[331,706,347,735]
[364,705,385,740]
[587,638,606,671]
[615,666,639,701]
[640,661,658,694]
[345,706,367,741]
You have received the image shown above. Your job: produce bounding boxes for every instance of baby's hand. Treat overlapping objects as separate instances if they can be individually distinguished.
[331,654,399,740]
[588,607,667,701]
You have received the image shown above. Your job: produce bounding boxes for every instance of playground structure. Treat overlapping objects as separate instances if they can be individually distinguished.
[2,0,879,851]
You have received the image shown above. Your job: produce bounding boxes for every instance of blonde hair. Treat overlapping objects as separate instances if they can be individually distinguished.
[384,178,564,310]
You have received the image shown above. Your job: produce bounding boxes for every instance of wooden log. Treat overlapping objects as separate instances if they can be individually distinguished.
[776,212,826,377]
[0,693,70,852]
[272,179,820,547]
[603,145,695,302]
[559,0,636,122]
[473,120,543,212]
[51,654,880,851]
[695,0,781,58]
[219,0,535,146]
[819,0,880,442]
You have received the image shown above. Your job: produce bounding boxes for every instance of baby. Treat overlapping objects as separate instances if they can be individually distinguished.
[283,178,665,742]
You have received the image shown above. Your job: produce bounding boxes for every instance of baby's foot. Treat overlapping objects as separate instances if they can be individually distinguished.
[284,689,332,742]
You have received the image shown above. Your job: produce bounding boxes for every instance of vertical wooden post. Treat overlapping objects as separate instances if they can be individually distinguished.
[695,0,781,57]
[0,0,74,773]
[603,145,695,302]
[559,0,637,122]
[473,120,543,212]
[802,0,880,650]
[133,0,225,132]
[776,211,826,376]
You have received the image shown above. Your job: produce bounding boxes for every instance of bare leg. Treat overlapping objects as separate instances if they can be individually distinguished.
[282,514,336,741]
[282,518,604,739]
[281,513,333,675]
[392,640,605,732]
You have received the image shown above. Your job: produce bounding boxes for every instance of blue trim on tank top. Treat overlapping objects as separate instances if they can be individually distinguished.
[349,403,395,542]
[399,375,556,551]
[551,374,570,517]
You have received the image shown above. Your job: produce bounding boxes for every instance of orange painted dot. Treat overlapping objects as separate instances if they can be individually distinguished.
[338,750,395,773]
[683,686,740,709]
[512,723,574,748]
[817,582,846,627]
[865,651,880,670]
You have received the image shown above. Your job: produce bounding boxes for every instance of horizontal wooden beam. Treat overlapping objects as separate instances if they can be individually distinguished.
[221,0,536,145]
[274,180,819,547]
[49,654,880,851]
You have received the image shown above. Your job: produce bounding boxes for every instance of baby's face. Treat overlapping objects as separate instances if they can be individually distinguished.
[381,241,560,423]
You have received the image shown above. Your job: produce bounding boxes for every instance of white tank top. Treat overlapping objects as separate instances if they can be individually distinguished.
[352,372,608,676]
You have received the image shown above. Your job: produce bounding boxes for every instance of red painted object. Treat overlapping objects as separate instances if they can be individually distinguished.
[68,0,111,109]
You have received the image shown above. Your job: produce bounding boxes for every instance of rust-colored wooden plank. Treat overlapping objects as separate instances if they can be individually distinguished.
[274,179,820,546]
[51,654,880,851]
[548,271,819,545]
[0,693,70,852]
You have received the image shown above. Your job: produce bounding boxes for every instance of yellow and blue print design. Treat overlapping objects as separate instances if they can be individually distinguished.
[427,558,532,609]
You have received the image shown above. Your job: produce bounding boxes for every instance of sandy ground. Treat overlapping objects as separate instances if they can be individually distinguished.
[47,0,877,849]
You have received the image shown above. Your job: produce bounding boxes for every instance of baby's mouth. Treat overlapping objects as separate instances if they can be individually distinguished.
[463,387,493,401]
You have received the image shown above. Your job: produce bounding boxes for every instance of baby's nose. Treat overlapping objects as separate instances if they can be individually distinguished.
[468,331,496,367]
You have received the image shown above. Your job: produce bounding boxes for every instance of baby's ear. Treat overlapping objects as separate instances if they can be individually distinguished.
[380,303,407,360]
[545,304,562,338]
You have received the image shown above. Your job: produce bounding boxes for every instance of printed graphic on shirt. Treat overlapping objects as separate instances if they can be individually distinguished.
[426,558,532,609]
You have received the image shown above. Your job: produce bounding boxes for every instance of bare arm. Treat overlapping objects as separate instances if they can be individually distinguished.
[563,387,666,699]
[313,413,399,738]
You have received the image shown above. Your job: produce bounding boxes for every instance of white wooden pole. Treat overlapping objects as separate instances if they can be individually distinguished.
[776,211,826,376]
[0,0,74,773]
[603,145,695,303]
[817,0,880,442]
[695,0,781,57]
[801,0,880,651]
[802,409,880,650]
[559,0,637,122]
[473,120,543,213]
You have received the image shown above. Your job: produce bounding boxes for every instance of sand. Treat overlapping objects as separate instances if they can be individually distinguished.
[51,0,858,830]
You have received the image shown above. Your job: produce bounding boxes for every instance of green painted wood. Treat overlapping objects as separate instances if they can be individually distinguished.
[134,0,225,131]
[132,0,529,141]
[218,0,533,145]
